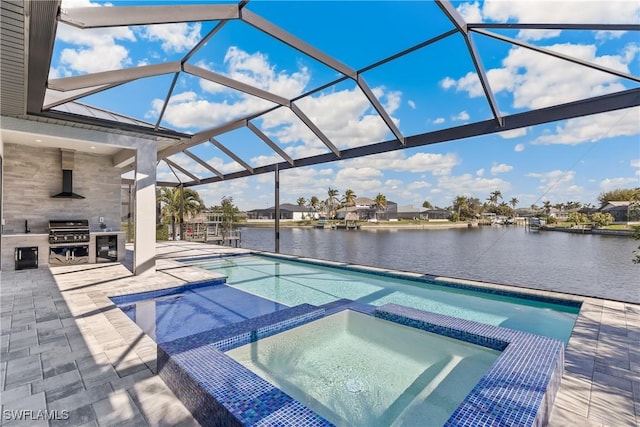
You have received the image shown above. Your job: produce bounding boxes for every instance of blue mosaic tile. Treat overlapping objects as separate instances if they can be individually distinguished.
[161,304,324,355]
[158,300,563,426]
[158,306,334,426]
[375,303,564,427]
[109,278,226,305]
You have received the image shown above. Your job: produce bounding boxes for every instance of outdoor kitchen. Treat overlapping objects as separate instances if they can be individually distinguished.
[1,142,125,271]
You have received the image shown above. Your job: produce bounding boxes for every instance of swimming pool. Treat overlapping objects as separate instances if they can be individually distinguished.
[112,281,288,343]
[110,251,569,426]
[192,254,580,343]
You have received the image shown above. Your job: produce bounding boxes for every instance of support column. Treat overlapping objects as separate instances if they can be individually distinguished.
[134,140,157,275]
[179,184,185,241]
[275,164,280,253]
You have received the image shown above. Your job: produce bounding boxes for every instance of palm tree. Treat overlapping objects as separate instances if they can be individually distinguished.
[509,197,519,209]
[542,200,552,215]
[308,196,320,218]
[453,195,469,218]
[374,193,387,220]
[487,190,502,205]
[342,189,357,207]
[158,186,204,240]
[297,197,306,207]
[327,188,339,219]
[422,200,433,210]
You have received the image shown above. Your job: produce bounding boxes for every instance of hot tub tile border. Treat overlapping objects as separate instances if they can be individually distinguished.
[155,296,563,426]
[158,304,332,426]
[375,303,564,427]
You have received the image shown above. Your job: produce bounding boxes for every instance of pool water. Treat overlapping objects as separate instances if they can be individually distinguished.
[195,255,579,343]
[226,310,500,427]
[114,283,287,343]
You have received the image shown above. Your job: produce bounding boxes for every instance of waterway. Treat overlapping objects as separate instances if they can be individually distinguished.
[239,226,639,303]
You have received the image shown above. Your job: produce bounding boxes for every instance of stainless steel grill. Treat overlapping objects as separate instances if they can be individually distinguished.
[48,219,90,244]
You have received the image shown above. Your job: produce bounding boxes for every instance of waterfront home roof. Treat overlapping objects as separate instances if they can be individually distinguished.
[248,203,312,213]
[354,197,375,206]
[397,205,421,213]
[602,201,633,208]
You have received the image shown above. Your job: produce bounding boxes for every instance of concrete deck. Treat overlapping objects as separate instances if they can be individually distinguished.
[1,241,638,426]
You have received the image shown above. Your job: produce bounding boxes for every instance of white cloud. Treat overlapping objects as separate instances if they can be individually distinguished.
[150,90,275,129]
[599,177,639,190]
[408,181,431,190]
[442,43,636,110]
[408,100,416,109]
[479,0,640,40]
[140,22,201,53]
[491,163,513,175]
[385,179,403,190]
[499,128,527,139]
[631,159,640,168]
[150,46,314,130]
[335,167,383,181]
[435,174,511,199]
[514,143,525,152]
[55,0,135,74]
[476,168,485,177]
[452,111,470,121]
[526,170,585,200]
[269,86,401,150]
[440,77,456,90]
[342,151,460,176]
[532,107,640,145]
[433,117,445,124]
[457,1,483,23]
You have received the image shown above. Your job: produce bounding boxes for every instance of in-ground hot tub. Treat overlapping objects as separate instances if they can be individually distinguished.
[226,310,500,426]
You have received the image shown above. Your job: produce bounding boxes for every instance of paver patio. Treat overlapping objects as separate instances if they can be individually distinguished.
[1,241,638,426]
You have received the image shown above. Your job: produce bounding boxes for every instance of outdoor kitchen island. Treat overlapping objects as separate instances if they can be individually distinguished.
[0,231,126,271]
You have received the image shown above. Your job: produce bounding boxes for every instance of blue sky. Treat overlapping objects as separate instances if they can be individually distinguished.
[50,0,639,210]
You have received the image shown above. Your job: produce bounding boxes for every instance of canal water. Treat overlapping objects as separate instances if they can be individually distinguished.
[239,226,639,303]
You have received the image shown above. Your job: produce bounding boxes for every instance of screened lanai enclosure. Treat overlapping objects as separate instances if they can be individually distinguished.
[4,0,638,180]
[1,0,639,265]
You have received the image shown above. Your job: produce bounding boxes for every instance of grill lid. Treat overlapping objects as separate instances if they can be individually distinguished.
[49,219,89,230]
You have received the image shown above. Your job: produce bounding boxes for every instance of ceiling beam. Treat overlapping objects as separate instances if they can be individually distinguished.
[179,88,640,187]
[356,75,405,145]
[435,0,503,126]
[241,9,357,79]
[182,149,224,179]
[468,23,640,31]
[247,121,294,165]
[164,157,201,183]
[473,28,640,83]
[290,102,341,158]
[112,148,136,168]
[58,4,239,29]
[184,63,289,106]
[43,85,119,110]
[209,138,254,173]
[49,61,182,92]
[435,0,467,32]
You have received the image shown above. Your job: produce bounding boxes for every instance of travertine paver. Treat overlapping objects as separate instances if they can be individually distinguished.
[0,241,638,426]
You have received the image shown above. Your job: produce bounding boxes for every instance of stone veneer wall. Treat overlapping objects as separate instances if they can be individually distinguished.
[2,143,121,233]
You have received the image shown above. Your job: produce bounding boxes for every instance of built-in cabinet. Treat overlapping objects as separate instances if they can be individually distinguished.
[96,234,118,263]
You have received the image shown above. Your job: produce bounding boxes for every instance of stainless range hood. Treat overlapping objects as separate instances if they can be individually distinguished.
[52,149,85,199]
